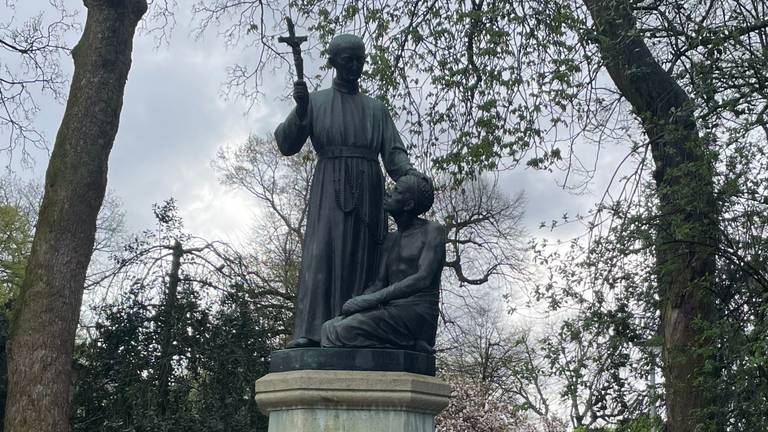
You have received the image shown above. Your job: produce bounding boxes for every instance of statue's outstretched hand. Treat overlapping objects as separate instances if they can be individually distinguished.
[341,293,381,316]
[293,80,309,119]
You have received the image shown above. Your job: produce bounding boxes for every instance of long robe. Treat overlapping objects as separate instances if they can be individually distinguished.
[274,79,413,342]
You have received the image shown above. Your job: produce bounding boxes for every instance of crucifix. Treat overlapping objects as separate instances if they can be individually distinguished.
[278,17,308,81]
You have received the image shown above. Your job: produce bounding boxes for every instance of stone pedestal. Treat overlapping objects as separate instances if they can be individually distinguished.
[269,347,436,375]
[254,370,451,432]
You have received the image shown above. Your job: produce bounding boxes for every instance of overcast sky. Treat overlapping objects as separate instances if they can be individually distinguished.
[2,1,626,262]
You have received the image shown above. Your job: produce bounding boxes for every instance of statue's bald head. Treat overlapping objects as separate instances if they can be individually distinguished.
[328,34,365,59]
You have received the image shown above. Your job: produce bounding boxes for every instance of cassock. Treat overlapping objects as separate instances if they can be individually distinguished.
[274,78,413,343]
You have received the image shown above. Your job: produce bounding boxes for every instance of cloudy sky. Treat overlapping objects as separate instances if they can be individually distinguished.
[3,1,625,259]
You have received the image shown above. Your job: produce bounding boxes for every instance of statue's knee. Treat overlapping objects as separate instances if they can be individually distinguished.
[321,318,335,336]
[322,316,345,340]
[326,318,352,337]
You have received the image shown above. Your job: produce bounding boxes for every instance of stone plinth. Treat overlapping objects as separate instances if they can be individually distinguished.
[254,370,451,432]
[270,347,436,375]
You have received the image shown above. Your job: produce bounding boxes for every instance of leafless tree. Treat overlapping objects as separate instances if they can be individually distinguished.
[435,174,528,290]
[0,1,78,159]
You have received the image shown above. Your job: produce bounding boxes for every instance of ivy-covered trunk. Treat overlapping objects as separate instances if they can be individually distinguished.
[157,240,182,417]
[582,1,719,431]
[4,1,147,431]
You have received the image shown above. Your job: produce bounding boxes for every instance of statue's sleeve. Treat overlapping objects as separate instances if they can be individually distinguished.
[274,104,311,156]
[377,223,447,302]
[379,104,414,180]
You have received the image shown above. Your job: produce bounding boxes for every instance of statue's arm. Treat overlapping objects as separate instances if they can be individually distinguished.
[274,104,311,156]
[363,235,391,294]
[379,104,414,180]
[341,227,443,316]
[375,223,446,303]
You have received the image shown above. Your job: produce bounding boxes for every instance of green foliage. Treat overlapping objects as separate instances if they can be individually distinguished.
[72,204,281,432]
[529,179,660,427]
[0,173,37,309]
[0,177,36,431]
[195,290,271,432]
[0,205,32,307]
[73,282,272,432]
[290,0,597,181]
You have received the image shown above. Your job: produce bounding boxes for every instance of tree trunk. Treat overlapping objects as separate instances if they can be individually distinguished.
[4,1,147,431]
[157,240,182,417]
[582,1,719,431]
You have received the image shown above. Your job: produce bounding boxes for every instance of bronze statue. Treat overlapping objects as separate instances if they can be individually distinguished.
[321,172,446,353]
[275,33,415,348]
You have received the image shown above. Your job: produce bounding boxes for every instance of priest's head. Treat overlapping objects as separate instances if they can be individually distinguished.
[328,34,366,83]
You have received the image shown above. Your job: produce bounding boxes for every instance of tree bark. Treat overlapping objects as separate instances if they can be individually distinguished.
[4,1,147,431]
[582,1,719,431]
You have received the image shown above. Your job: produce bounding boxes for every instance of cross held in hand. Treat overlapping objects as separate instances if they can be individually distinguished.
[278,17,308,80]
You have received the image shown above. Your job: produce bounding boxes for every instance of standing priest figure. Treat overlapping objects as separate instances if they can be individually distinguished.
[275,34,415,348]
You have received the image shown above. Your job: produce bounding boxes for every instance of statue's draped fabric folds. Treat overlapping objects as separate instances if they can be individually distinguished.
[275,78,413,344]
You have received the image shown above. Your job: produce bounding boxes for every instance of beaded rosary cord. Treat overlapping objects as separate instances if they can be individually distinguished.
[331,163,387,245]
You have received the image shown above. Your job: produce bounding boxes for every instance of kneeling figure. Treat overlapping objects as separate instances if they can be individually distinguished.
[321,172,446,353]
